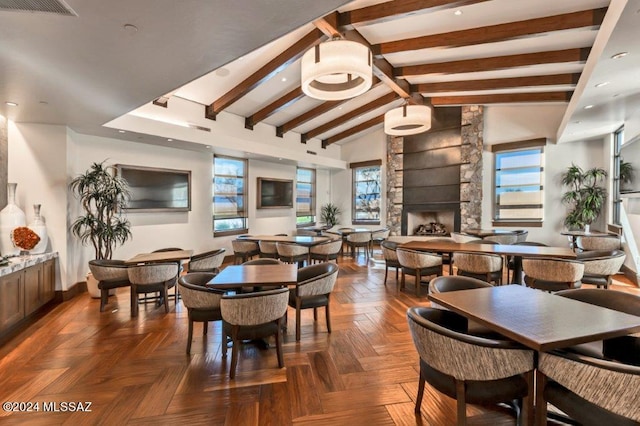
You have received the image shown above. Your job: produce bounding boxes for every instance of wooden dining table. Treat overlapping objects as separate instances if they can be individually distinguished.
[237,234,330,247]
[401,240,576,284]
[463,228,518,238]
[125,249,193,265]
[206,264,298,290]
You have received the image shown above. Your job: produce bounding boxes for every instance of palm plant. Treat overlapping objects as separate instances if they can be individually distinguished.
[561,164,607,230]
[320,203,341,228]
[620,159,634,189]
[70,161,132,260]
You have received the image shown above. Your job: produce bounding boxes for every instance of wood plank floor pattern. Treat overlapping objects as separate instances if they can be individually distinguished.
[0,254,637,425]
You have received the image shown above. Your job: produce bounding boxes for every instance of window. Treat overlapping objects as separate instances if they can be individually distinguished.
[296,167,315,226]
[213,156,248,236]
[492,140,545,226]
[351,160,381,224]
[613,126,624,225]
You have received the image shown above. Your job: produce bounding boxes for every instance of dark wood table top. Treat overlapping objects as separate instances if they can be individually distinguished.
[325,228,379,236]
[428,285,640,352]
[463,229,518,237]
[125,249,193,265]
[206,264,298,289]
[401,240,576,259]
[237,235,329,246]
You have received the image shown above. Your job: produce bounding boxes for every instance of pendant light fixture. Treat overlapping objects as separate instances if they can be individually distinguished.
[384,103,432,136]
[301,38,372,101]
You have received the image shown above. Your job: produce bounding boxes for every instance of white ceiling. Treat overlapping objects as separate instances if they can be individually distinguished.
[2,0,640,148]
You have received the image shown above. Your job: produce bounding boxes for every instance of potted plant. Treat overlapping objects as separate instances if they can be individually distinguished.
[70,161,132,297]
[561,164,607,232]
[320,203,341,228]
[620,159,634,191]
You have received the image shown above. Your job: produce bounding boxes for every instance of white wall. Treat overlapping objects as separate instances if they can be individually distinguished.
[8,123,67,290]
[484,105,609,247]
[331,128,387,228]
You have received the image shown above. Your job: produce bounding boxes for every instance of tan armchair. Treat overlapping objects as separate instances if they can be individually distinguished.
[381,240,401,286]
[522,257,584,292]
[309,239,342,263]
[178,272,224,354]
[576,249,626,289]
[231,239,260,264]
[276,242,309,267]
[452,251,503,285]
[127,262,180,316]
[188,248,226,273]
[88,259,131,312]
[396,248,442,297]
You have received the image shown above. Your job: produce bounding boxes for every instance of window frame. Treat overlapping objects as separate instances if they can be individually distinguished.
[213,155,248,237]
[491,139,545,228]
[296,167,316,227]
[351,160,382,225]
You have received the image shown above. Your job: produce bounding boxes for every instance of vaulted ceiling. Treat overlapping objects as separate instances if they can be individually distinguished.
[154,0,619,147]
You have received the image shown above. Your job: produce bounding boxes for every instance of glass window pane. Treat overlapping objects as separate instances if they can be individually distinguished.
[353,165,381,221]
[214,218,246,231]
[494,148,544,222]
[496,150,542,169]
[214,157,244,176]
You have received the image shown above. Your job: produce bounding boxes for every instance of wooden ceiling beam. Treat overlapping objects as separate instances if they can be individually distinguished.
[377,8,607,54]
[205,28,326,120]
[397,48,590,76]
[414,73,581,93]
[322,114,385,148]
[245,87,304,130]
[339,0,491,29]
[302,91,397,143]
[431,91,573,105]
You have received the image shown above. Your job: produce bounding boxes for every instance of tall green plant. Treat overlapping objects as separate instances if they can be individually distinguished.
[561,164,607,230]
[70,161,132,260]
[620,160,634,187]
[320,203,341,228]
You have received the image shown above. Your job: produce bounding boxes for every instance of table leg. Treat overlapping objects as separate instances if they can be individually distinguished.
[511,256,524,285]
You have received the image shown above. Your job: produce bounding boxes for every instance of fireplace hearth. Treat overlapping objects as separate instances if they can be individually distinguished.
[414,222,447,236]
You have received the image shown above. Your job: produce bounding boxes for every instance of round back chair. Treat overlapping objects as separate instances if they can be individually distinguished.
[522,257,584,292]
[276,242,309,267]
[309,239,342,263]
[127,262,180,317]
[258,240,279,259]
[483,233,518,245]
[396,248,442,297]
[381,240,400,286]
[231,239,260,264]
[577,235,622,251]
[88,259,131,312]
[452,251,503,285]
[576,249,626,289]
[188,248,226,273]
[346,232,372,259]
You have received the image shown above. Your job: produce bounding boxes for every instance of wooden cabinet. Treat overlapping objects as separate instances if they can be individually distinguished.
[0,271,25,330]
[0,258,56,338]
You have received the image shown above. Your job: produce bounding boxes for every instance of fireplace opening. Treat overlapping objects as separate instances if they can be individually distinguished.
[405,210,458,236]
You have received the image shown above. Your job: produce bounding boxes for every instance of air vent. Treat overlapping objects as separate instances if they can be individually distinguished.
[306,150,317,155]
[187,123,211,132]
[0,0,77,16]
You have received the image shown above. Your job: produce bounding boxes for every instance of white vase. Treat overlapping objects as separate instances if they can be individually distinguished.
[0,183,26,256]
[28,204,48,254]
[584,224,591,234]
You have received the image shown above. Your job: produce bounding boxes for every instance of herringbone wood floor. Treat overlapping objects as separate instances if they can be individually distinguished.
[0,253,637,425]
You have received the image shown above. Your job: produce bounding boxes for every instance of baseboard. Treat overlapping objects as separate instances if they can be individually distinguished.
[55,281,87,302]
[621,265,639,286]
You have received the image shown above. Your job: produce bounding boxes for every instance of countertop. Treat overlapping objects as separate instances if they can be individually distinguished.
[0,252,58,277]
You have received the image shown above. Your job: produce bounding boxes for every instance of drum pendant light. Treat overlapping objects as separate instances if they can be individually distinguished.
[384,104,432,136]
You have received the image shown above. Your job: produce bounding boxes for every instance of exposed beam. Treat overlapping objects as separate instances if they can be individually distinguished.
[339,0,490,29]
[152,97,169,108]
[414,73,580,93]
[396,48,590,77]
[430,91,573,105]
[322,114,385,148]
[206,28,325,120]
[314,15,424,104]
[245,87,304,130]
[377,8,607,54]
[276,100,344,137]
[302,91,397,142]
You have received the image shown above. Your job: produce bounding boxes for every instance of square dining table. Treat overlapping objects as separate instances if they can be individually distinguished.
[206,264,298,290]
[428,284,640,352]
[125,249,193,264]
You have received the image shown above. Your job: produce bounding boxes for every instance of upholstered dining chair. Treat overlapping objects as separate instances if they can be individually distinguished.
[258,240,279,259]
[556,288,640,366]
[381,240,401,286]
[346,231,372,260]
[288,262,339,341]
[576,249,626,289]
[152,247,185,300]
[452,251,503,285]
[483,233,518,245]
[369,228,390,255]
[127,262,180,316]
[450,232,477,243]
[309,239,342,264]
[407,307,535,425]
[276,242,309,267]
[88,259,131,312]
[576,235,622,252]
[188,248,226,273]
[513,230,528,243]
[396,248,443,297]
[220,287,289,379]
[522,257,584,292]
[231,239,260,264]
[178,272,225,354]
[506,241,547,283]
[537,350,640,425]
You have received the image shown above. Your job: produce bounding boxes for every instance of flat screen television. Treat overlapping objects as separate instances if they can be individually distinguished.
[116,164,191,212]
[257,177,293,209]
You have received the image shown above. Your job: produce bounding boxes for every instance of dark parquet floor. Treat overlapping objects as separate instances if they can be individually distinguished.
[0,252,637,425]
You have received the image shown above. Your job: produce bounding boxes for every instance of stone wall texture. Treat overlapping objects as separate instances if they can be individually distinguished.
[460,105,484,231]
[386,135,403,236]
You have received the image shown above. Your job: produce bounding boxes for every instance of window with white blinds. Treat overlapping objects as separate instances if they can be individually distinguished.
[296,167,315,226]
[213,155,248,236]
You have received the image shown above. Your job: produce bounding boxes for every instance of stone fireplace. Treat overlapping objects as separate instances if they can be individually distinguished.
[405,210,457,236]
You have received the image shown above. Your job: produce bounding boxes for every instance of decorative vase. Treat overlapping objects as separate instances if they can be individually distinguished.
[0,183,26,256]
[584,224,591,234]
[28,204,48,254]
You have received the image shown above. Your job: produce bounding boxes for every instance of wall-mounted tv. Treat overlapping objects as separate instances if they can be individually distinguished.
[257,177,293,209]
[116,164,191,212]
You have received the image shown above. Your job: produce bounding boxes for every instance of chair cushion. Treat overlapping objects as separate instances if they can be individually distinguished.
[189,308,223,322]
[402,265,442,279]
[98,279,130,290]
[289,293,328,309]
[223,321,279,340]
[604,336,640,367]
[420,360,529,405]
[545,381,638,426]
[581,274,609,287]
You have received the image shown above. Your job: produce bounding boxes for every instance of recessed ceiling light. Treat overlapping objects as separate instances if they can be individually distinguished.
[5,101,18,107]
[454,9,463,15]
[611,52,628,60]
[39,101,48,105]
[167,138,173,142]
[595,82,610,88]
[205,145,211,149]
[584,105,594,109]
[118,130,126,133]
[281,77,287,82]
